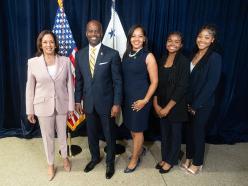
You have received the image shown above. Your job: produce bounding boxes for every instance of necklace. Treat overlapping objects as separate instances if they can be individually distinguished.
[129,48,142,58]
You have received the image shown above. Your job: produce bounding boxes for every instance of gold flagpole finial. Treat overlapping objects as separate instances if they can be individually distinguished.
[58,0,63,9]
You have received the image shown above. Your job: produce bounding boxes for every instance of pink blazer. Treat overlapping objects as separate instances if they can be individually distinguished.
[26,55,74,117]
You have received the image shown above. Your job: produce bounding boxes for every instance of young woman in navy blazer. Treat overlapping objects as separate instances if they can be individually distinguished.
[180,25,222,174]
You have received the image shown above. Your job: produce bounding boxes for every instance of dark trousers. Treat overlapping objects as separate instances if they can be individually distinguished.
[86,108,115,165]
[186,107,212,166]
[160,118,182,165]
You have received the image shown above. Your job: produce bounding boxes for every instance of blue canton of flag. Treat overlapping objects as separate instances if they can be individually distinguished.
[52,5,78,80]
[52,7,77,58]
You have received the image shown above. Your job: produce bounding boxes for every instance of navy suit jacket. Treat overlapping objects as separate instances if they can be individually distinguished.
[188,51,222,110]
[75,44,122,114]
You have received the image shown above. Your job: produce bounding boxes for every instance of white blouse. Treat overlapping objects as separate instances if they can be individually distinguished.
[190,62,195,73]
[47,64,57,79]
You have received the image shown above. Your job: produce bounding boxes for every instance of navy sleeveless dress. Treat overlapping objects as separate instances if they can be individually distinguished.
[122,49,151,132]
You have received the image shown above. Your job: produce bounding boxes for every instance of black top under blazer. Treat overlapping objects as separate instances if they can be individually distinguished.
[188,49,222,110]
[156,52,190,122]
[74,44,122,114]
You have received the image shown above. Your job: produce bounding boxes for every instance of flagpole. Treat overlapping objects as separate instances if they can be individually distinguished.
[112,0,115,49]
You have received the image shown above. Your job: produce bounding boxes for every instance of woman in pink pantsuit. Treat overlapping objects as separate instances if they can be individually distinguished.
[26,30,74,181]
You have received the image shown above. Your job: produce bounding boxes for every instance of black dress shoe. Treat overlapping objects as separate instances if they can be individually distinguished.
[124,158,140,173]
[159,165,173,174]
[84,159,102,173]
[105,164,115,179]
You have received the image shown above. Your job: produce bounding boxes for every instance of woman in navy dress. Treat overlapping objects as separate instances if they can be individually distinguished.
[122,25,158,173]
[180,25,222,174]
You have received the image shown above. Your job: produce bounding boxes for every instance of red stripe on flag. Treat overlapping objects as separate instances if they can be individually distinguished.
[69,55,75,67]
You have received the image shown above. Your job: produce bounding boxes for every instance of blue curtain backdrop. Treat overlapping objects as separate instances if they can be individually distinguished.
[0,0,247,144]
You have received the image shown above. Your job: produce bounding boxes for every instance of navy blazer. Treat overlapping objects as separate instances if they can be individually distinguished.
[74,44,122,114]
[188,50,222,110]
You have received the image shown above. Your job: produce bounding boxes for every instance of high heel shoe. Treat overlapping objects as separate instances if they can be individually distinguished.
[63,158,71,172]
[179,159,192,171]
[187,165,203,175]
[128,147,147,160]
[48,166,56,181]
[124,158,140,173]
[140,147,147,157]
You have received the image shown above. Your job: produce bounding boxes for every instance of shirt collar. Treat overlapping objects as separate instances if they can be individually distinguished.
[89,42,101,51]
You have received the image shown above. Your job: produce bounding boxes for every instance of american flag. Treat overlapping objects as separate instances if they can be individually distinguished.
[52,0,85,131]
[52,1,77,79]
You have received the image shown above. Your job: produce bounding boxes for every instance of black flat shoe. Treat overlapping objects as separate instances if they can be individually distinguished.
[159,165,173,174]
[155,162,164,170]
[84,158,102,173]
[124,158,140,173]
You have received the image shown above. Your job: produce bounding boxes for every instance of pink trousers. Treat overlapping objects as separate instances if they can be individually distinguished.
[38,114,67,165]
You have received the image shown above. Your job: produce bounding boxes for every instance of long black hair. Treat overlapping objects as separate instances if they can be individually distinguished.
[191,24,222,57]
[190,24,222,70]
[124,24,148,57]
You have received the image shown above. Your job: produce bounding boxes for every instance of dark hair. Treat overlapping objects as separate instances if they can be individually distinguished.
[197,24,217,39]
[167,31,184,44]
[192,24,220,55]
[36,30,59,56]
[124,24,148,56]
[191,24,223,63]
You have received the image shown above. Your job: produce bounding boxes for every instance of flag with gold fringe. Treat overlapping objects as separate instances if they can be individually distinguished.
[52,0,85,131]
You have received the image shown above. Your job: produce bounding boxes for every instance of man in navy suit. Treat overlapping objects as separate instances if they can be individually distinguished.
[75,20,122,179]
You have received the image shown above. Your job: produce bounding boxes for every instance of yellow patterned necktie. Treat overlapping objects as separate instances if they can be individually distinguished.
[89,47,96,77]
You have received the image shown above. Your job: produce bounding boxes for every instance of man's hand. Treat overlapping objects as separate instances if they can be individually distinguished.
[111,105,120,117]
[27,114,36,124]
[75,103,84,115]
